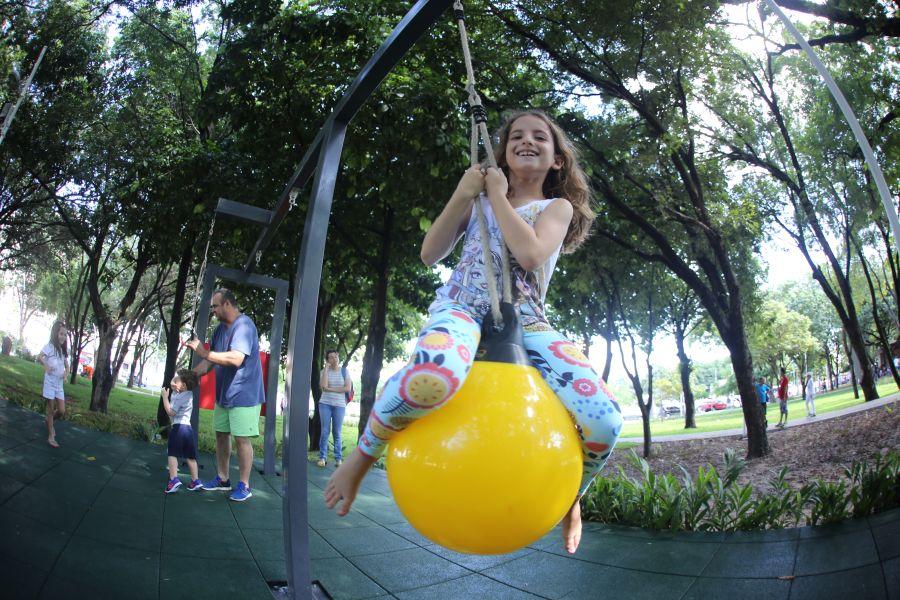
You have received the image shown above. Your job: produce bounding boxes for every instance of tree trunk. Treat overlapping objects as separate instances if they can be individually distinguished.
[723,327,768,457]
[137,346,151,388]
[601,334,613,382]
[128,344,144,388]
[843,331,859,399]
[600,298,615,382]
[157,240,193,429]
[90,321,118,413]
[853,237,900,389]
[639,400,651,458]
[67,262,90,384]
[675,325,696,429]
[358,207,394,441]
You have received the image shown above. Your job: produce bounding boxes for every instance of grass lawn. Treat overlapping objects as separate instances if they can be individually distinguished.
[619,378,899,438]
[3,353,890,454]
[0,354,360,459]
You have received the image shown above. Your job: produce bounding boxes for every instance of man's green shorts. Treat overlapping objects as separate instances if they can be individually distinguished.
[213,404,260,437]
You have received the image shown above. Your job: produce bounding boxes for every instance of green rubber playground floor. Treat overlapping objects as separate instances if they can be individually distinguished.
[0,398,898,599]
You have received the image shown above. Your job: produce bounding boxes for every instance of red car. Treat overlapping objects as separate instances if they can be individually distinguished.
[698,400,727,412]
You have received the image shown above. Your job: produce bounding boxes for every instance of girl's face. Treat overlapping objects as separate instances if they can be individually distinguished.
[170,376,185,393]
[57,328,67,344]
[504,115,562,178]
[326,353,339,368]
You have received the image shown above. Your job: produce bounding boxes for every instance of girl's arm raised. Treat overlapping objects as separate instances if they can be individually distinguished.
[485,168,572,271]
[161,388,175,417]
[420,166,484,266]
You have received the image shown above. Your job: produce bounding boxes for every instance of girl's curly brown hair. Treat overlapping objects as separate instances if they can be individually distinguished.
[494,109,594,253]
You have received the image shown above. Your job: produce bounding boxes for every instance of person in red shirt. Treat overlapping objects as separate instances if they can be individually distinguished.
[776,367,789,428]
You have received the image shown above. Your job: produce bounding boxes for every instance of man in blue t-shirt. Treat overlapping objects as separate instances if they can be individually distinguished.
[188,288,264,502]
[755,377,770,429]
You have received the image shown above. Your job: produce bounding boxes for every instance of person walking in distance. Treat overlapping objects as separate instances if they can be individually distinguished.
[776,367,789,429]
[804,372,816,417]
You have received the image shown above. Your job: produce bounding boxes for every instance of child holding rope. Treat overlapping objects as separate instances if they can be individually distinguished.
[161,369,201,493]
[325,110,623,554]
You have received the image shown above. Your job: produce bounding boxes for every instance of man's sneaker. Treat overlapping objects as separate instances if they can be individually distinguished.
[200,475,232,491]
[186,479,202,491]
[316,459,326,468]
[165,477,182,494]
[229,482,252,502]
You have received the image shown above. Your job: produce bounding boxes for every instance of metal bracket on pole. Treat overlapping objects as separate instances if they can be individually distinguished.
[762,0,900,254]
[215,198,274,226]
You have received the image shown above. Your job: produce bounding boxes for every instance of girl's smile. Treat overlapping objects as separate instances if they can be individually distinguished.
[505,115,561,175]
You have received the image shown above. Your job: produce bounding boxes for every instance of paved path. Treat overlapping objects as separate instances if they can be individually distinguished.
[619,393,900,443]
[0,399,897,599]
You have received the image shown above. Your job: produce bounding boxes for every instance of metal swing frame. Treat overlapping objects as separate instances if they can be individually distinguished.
[207,3,454,597]
[189,257,288,478]
[193,0,895,598]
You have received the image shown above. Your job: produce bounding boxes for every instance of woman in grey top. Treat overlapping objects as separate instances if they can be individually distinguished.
[317,350,351,467]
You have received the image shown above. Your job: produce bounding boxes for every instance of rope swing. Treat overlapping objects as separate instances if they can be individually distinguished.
[453,0,512,327]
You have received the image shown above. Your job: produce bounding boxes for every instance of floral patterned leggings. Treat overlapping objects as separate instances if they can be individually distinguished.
[359,303,623,496]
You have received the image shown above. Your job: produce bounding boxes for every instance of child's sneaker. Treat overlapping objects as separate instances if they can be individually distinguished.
[165,477,182,494]
[229,481,252,502]
[186,479,202,491]
[200,475,231,491]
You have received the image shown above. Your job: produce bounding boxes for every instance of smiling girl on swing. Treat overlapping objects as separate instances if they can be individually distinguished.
[324,110,623,554]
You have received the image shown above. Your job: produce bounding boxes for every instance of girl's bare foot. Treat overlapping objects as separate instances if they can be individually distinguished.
[324,448,376,516]
[561,499,582,554]
[47,438,59,448]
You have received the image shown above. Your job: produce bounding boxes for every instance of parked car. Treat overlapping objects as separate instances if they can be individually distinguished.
[698,399,727,412]
[663,405,682,416]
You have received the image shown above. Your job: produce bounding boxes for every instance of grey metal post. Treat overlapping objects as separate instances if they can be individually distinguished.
[190,267,217,452]
[283,118,347,600]
[0,46,46,147]
[763,0,900,254]
[264,284,288,476]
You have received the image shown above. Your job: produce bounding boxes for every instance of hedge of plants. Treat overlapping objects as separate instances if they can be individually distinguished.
[583,448,900,531]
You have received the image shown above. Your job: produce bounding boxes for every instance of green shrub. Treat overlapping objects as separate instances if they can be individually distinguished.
[15,347,36,362]
[132,420,162,442]
[805,479,850,526]
[583,449,900,532]
[846,452,900,517]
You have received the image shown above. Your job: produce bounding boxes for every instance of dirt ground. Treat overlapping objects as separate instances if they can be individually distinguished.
[606,403,900,493]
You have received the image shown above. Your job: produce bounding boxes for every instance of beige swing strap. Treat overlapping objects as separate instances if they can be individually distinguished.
[453,0,512,326]
[188,213,217,337]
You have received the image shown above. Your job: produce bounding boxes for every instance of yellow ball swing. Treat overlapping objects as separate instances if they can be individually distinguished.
[384,1,582,556]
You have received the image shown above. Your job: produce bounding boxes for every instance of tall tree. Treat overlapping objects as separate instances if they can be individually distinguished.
[708,13,892,400]
[491,0,772,456]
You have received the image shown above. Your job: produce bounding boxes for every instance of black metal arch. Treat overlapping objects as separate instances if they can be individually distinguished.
[230,1,453,598]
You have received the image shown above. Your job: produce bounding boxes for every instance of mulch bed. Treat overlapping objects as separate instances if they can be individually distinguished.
[606,402,900,493]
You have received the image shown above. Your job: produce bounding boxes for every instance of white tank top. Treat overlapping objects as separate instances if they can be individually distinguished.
[320,368,346,407]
